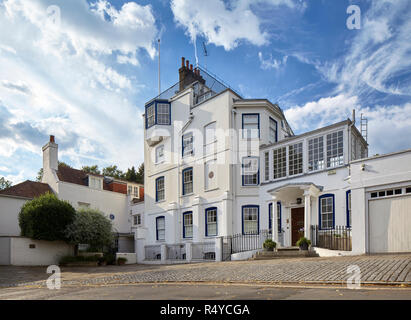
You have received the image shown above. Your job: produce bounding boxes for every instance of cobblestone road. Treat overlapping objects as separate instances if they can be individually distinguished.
[0,254,410,288]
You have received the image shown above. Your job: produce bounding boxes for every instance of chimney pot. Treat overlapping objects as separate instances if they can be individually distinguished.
[50,135,55,143]
[186,60,189,68]
[181,57,185,67]
[190,64,193,71]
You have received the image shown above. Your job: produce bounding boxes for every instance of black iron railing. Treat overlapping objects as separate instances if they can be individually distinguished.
[222,230,271,260]
[310,225,352,251]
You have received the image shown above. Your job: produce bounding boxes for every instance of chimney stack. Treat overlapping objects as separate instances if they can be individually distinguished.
[178,56,206,92]
[42,135,58,181]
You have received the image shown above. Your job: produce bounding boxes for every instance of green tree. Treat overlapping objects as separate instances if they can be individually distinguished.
[36,161,71,182]
[65,208,114,251]
[18,193,76,242]
[102,165,125,180]
[0,177,12,190]
[136,163,144,184]
[125,166,138,182]
[82,165,101,175]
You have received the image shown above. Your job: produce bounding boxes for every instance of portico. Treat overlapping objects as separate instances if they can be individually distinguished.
[267,183,322,247]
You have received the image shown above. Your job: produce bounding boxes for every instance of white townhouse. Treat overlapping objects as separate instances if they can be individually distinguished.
[141,57,411,261]
[0,135,144,265]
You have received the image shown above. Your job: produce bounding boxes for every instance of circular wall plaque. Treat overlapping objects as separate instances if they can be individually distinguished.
[208,171,214,179]
[109,214,115,220]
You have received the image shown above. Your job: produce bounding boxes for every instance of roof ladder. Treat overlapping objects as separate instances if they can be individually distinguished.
[360,113,368,142]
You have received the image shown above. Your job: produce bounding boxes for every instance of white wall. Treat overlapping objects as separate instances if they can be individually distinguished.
[9,237,74,266]
[0,195,28,236]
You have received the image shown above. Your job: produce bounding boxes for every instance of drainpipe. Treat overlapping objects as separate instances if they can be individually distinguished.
[231,108,237,235]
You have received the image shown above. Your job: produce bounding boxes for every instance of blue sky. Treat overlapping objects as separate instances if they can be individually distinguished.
[0,0,410,184]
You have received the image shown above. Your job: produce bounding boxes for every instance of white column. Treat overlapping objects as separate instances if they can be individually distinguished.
[185,242,192,262]
[215,237,223,262]
[161,244,167,262]
[192,196,201,242]
[303,191,311,240]
[222,192,232,237]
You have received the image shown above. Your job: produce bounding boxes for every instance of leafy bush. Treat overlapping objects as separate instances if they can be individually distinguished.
[263,239,277,250]
[103,253,116,265]
[65,208,114,250]
[296,237,311,247]
[59,255,100,265]
[117,257,127,265]
[18,193,76,242]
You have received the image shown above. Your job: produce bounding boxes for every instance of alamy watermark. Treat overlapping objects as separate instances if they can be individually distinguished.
[346,5,361,30]
[347,265,361,289]
[46,265,61,290]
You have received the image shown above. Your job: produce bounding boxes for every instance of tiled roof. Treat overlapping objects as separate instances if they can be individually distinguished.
[56,166,88,186]
[0,180,53,198]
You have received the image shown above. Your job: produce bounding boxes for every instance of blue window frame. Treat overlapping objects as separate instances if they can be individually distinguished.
[319,194,335,230]
[242,205,259,235]
[183,211,193,239]
[145,100,171,129]
[269,117,278,144]
[268,203,272,230]
[346,190,351,228]
[155,176,165,202]
[182,167,193,195]
[242,113,260,139]
[242,156,260,186]
[156,216,165,241]
[205,207,218,237]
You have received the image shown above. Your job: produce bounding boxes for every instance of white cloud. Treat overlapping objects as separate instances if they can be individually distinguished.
[258,51,288,70]
[285,95,411,155]
[0,0,158,184]
[171,0,298,51]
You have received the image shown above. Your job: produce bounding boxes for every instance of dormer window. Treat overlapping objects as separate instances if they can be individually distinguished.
[145,100,171,129]
[89,176,102,190]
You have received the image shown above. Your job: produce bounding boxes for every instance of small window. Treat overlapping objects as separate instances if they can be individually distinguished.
[386,190,394,196]
[264,152,269,181]
[242,114,260,139]
[156,177,165,202]
[205,207,217,237]
[89,176,102,190]
[319,195,334,230]
[371,192,378,198]
[273,147,287,179]
[182,167,193,195]
[406,187,411,194]
[156,145,165,163]
[242,205,259,234]
[156,216,165,241]
[145,101,170,129]
[127,186,132,195]
[379,191,386,197]
[133,214,142,226]
[269,117,277,144]
[146,104,155,128]
[242,157,259,186]
[183,212,193,238]
[289,142,303,176]
[395,189,402,195]
[326,131,344,168]
[308,136,324,171]
[157,103,170,125]
[182,132,194,157]
[133,186,139,197]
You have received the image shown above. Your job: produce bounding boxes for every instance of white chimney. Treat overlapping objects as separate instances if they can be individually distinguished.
[42,135,58,172]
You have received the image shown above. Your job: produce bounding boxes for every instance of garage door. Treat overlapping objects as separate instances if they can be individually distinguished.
[369,195,411,253]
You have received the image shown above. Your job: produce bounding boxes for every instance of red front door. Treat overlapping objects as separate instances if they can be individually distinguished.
[291,207,305,246]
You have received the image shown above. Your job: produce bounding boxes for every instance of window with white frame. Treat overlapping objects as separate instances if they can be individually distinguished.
[133,214,142,226]
[134,186,139,197]
[242,206,259,234]
[156,177,165,202]
[183,212,193,238]
[204,122,217,155]
[327,131,344,168]
[308,136,324,171]
[182,132,194,157]
[157,103,170,125]
[182,168,193,195]
[242,114,259,139]
[242,157,259,186]
[156,216,165,241]
[127,186,132,195]
[289,142,303,176]
[264,152,269,181]
[320,195,334,229]
[273,147,286,179]
[155,145,165,163]
[89,176,102,190]
[269,118,277,144]
[205,208,217,236]
[146,104,155,128]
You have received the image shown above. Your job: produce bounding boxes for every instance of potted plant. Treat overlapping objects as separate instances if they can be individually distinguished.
[296,237,311,251]
[117,257,127,265]
[263,239,277,251]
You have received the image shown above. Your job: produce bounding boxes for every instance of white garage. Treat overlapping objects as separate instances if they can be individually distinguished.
[368,189,411,253]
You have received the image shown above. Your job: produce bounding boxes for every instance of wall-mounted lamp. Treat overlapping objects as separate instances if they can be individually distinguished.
[296,198,302,205]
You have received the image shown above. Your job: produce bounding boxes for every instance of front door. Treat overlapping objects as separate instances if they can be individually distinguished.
[291,207,304,246]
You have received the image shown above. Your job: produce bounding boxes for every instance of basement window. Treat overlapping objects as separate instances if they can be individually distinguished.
[406,187,411,194]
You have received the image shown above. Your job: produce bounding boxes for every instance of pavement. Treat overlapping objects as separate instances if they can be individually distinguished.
[1,253,410,288]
